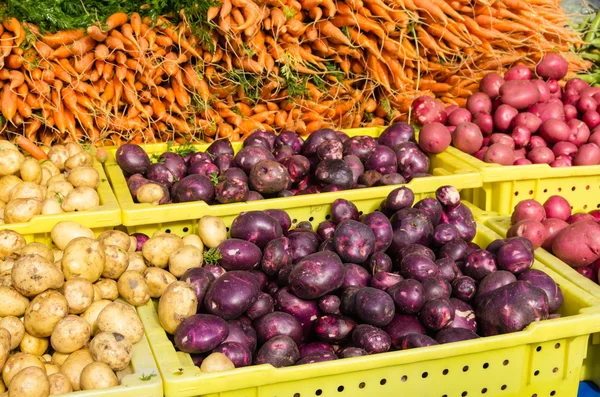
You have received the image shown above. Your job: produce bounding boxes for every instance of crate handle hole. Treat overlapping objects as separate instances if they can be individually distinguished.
[528,190,533,195]
[309,217,314,222]
[422,372,428,378]
[401,376,408,382]
[514,192,519,196]
[483,363,489,369]
[380,379,386,386]
[183,227,189,233]
[359,382,366,389]
[442,369,449,375]
[536,346,542,352]
[543,189,548,193]
[534,370,539,376]
[462,366,469,372]
[226,227,230,232]
[501,385,507,391]
[462,392,468,396]
[586,185,591,190]
[554,343,560,349]
[503,360,509,366]
[533,394,537,397]
[165,229,171,233]
[292,219,298,224]
[552,367,558,373]
[572,186,576,191]
[325,215,331,220]
[481,388,488,394]
[316,389,322,396]
[337,386,344,392]
[550,391,555,396]
[558,188,562,192]
[294,394,301,397]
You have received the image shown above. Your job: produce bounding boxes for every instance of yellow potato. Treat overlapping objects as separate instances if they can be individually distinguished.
[48,373,72,394]
[19,242,54,262]
[144,267,177,298]
[19,158,41,184]
[11,254,64,297]
[142,233,184,268]
[80,362,118,390]
[0,316,24,350]
[62,237,105,282]
[96,301,144,344]
[64,151,93,171]
[0,287,28,317]
[51,315,91,354]
[95,279,119,301]
[0,150,24,177]
[81,300,112,335]
[51,221,94,250]
[98,230,131,252]
[65,142,83,158]
[0,230,25,260]
[24,290,69,337]
[2,352,45,386]
[47,145,69,171]
[102,245,128,279]
[182,234,204,250]
[200,352,235,373]
[168,245,203,278]
[117,271,150,307]
[158,281,198,334]
[0,329,11,370]
[198,215,227,248]
[61,187,100,212]
[41,197,63,215]
[19,332,48,356]
[8,182,45,201]
[62,278,94,314]
[126,252,147,273]
[0,176,22,203]
[45,364,60,377]
[46,181,74,199]
[4,198,42,223]
[67,166,99,188]
[89,332,132,371]
[7,366,49,397]
[59,348,93,391]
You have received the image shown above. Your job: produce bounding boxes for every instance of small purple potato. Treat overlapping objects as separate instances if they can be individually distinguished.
[204,265,227,279]
[384,314,426,349]
[288,230,320,261]
[476,270,517,301]
[302,129,340,157]
[344,155,364,184]
[400,254,438,281]
[354,287,395,327]
[385,186,415,213]
[254,311,303,345]
[439,239,469,262]
[224,319,258,352]
[342,264,371,288]
[174,314,229,353]
[204,271,261,320]
[317,221,336,241]
[288,251,345,299]
[315,159,354,189]
[249,160,291,195]
[433,224,460,246]
[275,131,303,153]
[131,233,149,251]
[217,239,262,271]
[377,173,406,186]
[261,237,293,276]
[299,342,334,359]
[214,153,235,174]
[187,152,212,165]
[331,199,359,224]
[215,178,249,204]
[116,144,151,175]
[436,258,459,282]
[367,252,393,274]
[314,315,356,343]
[440,202,477,242]
[496,237,534,274]
[379,122,416,148]
[451,276,477,302]
[247,191,264,201]
[413,197,443,226]
[255,335,299,368]
[419,298,454,331]
[365,145,398,175]
[388,279,424,314]
[274,145,295,162]
[295,351,338,365]
[435,328,479,344]
[352,324,391,354]
[518,269,563,313]
[370,272,402,291]
[171,174,215,203]
[361,212,393,253]
[147,163,175,186]
[317,140,344,160]
[396,142,431,180]
[421,278,451,302]
[334,220,376,263]
[225,167,248,184]
[463,249,497,280]
[235,146,274,174]
[318,295,341,315]
[207,139,235,157]
[231,211,283,249]
[247,293,275,320]
[399,244,436,262]
[359,170,382,187]
[281,155,311,183]
[264,209,292,233]
[277,265,292,286]
[343,136,378,161]
[274,288,319,337]
[448,298,477,332]
[244,130,276,150]
[188,161,219,179]
[338,347,369,358]
[161,152,187,180]
[214,342,252,367]
[340,286,360,316]
[181,267,215,309]
[390,208,434,246]
[400,333,439,349]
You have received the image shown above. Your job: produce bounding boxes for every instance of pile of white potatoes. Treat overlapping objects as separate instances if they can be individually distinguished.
[0,140,101,224]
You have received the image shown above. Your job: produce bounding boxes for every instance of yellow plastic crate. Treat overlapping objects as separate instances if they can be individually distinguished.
[134,199,600,397]
[442,146,600,215]
[103,128,482,231]
[0,160,121,241]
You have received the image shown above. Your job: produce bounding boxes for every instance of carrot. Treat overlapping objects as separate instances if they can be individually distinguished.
[0,33,14,59]
[426,24,470,47]
[1,86,17,122]
[316,21,352,46]
[9,70,24,90]
[105,12,129,31]
[15,136,47,160]
[87,25,108,42]
[41,29,85,48]
[106,36,125,51]
[16,97,31,118]
[130,12,142,37]
[3,18,25,48]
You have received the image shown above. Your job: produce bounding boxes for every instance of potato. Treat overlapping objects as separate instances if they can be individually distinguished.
[3,352,45,386]
[0,271,10,287]
[198,216,227,248]
[183,234,204,250]
[127,252,147,273]
[144,267,177,298]
[41,354,52,364]
[45,365,60,377]
[8,181,46,201]
[11,254,64,297]
[64,151,93,171]
[48,145,69,171]
[0,317,24,350]
[20,243,53,262]
[48,373,72,394]
[51,352,69,366]
[19,158,42,184]
[46,181,74,199]
[24,290,69,337]
[52,248,63,262]
[136,183,165,205]
[89,332,133,371]
[0,287,28,317]
[95,279,118,301]
[61,187,100,212]
[0,230,25,260]
[0,141,18,152]
[158,281,198,334]
[61,278,94,315]
[96,301,144,344]
[62,237,105,282]
[0,176,22,203]
[200,352,235,373]
[59,348,94,391]
[0,150,24,177]
[7,366,49,397]
[19,332,48,356]
[142,234,184,268]
[0,329,11,370]
[46,174,66,185]
[98,230,131,252]
[168,246,203,278]
[93,284,102,301]
[0,258,14,273]
[67,166,100,189]
[81,300,112,335]
[102,245,128,279]
[51,221,94,250]
[80,362,118,390]
[117,271,150,306]
[51,315,91,354]
[65,142,83,158]
[128,236,137,252]
[4,198,42,223]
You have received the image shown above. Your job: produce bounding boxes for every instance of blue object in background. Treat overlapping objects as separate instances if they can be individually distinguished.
[579,381,600,397]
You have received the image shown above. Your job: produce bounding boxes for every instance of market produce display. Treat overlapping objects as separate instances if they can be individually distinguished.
[116,125,433,204]
[414,53,600,167]
[0,1,588,145]
[0,222,146,395]
[121,185,566,371]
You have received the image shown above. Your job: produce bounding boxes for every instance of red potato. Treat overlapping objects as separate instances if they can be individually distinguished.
[507,219,547,249]
[536,53,568,80]
[484,144,514,165]
[473,113,493,136]
[412,96,447,126]
[551,155,573,167]
[548,79,561,93]
[504,65,532,81]
[452,122,483,154]
[511,199,546,224]
[532,80,550,103]
[527,147,555,165]
[568,213,595,224]
[513,148,527,161]
[466,93,492,115]
[445,105,459,118]
[511,127,531,148]
[543,196,571,221]
[552,220,600,267]
[577,96,598,113]
[583,110,600,128]
[552,142,578,158]
[539,119,570,143]
[489,133,515,150]
[565,78,590,94]
[447,108,472,126]
[493,104,518,132]
[528,102,565,122]
[541,218,569,251]
[514,158,533,165]
[418,122,451,154]
[567,117,590,147]
[528,136,547,150]
[474,147,488,161]
[480,73,505,98]
[574,143,600,165]
[512,112,542,133]
[590,130,600,147]
[565,105,579,122]
[589,210,600,222]
[499,80,540,110]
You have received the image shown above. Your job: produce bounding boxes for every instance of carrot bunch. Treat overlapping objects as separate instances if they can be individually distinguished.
[0,0,590,145]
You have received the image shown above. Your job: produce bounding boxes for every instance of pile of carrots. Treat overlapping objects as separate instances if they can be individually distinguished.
[0,0,590,145]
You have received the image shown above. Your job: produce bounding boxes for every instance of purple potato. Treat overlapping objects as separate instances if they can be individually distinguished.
[317,221,336,241]
[439,203,477,242]
[207,139,234,157]
[433,224,460,246]
[361,212,393,253]
[191,354,207,367]
[215,178,249,204]
[338,347,369,358]
[319,238,336,253]
[400,254,438,281]
[344,155,364,184]
[278,190,295,197]
[467,242,481,255]
[288,251,345,299]
[476,270,517,301]
[379,123,416,148]
[517,269,563,313]
[334,220,376,263]
[399,244,436,262]
[367,252,393,274]
[354,287,395,327]
[389,209,434,249]
[281,155,311,183]
[419,298,454,331]
[224,167,247,183]
[204,271,261,320]
[317,140,344,161]
[396,142,431,180]
[365,145,398,175]
[261,237,293,276]
[384,314,426,349]
[342,136,378,161]
[188,161,219,179]
[275,131,303,153]
[315,159,354,189]
[214,342,252,368]
[277,265,293,286]
[247,191,264,201]
[302,129,340,157]
[436,185,461,209]
[172,174,214,203]
[451,276,477,302]
[413,197,443,226]
[161,152,187,181]
[496,237,534,274]
[146,163,175,186]
[439,239,469,262]
[235,146,274,174]
[352,324,391,354]
[476,281,549,336]
[248,270,267,291]
[295,352,338,365]
[400,333,439,349]
[435,328,479,344]
[217,239,262,271]
[127,174,150,198]
[288,230,320,262]
[318,295,341,315]
[174,314,229,354]
[388,279,424,314]
[214,153,234,173]
[385,187,415,213]
[377,173,406,186]
[299,342,334,359]
[116,144,151,175]
[448,298,477,332]
[336,131,350,142]
[230,211,283,249]
[247,293,275,320]
[181,267,215,309]
[340,286,360,316]
[463,249,497,280]
[131,233,148,251]
[204,265,226,279]
[274,287,320,337]
[187,152,213,165]
[244,131,276,151]
[255,335,299,368]
[274,145,295,162]
[249,160,291,195]
[264,209,292,233]
[314,315,356,343]
[224,319,258,352]
[422,277,452,301]
[342,264,371,288]
[436,258,459,282]
[370,272,402,291]
[331,199,359,224]
[254,311,303,345]
[359,170,382,187]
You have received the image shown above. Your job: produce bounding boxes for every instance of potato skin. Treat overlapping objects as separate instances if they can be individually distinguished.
[96,301,144,344]
[142,234,184,268]
[117,271,151,306]
[80,362,118,390]
[48,373,73,395]
[168,245,203,278]
[0,317,24,350]
[98,230,131,252]
[7,366,49,397]
[11,254,64,297]
[51,222,94,250]
[0,287,29,317]
[552,220,600,267]
[249,160,291,194]
[61,237,105,282]
[51,315,91,354]
[24,290,69,337]
[198,216,227,248]
[81,300,112,335]
[89,332,133,371]
[4,198,42,224]
[158,281,198,334]
[102,245,129,279]
[144,267,177,298]
[59,348,94,391]
[62,278,94,314]
[95,279,119,301]
[0,329,11,370]
[3,352,45,386]
[19,332,48,356]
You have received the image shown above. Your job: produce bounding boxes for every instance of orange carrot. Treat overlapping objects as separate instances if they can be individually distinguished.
[41,29,85,48]
[106,36,125,51]
[131,13,142,37]
[3,18,25,48]
[15,136,48,160]
[87,25,108,42]
[1,86,17,122]
[105,12,129,31]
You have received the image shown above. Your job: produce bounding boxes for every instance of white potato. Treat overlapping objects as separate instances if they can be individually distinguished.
[9,182,45,200]
[61,187,100,212]
[144,267,177,298]
[62,278,94,314]
[3,352,45,386]
[11,254,64,297]
[64,151,93,171]
[61,237,105,282]
[117,271,150,306]
[0,317,24,350]
[0,176,21,203]
[136,183,164,205]
[0,287,29,317]
[19,242,53,262]
[158,281,198,334]
[89,332,132,371]
[168,245,203,278]
[0,230,25,260]
[142,233,184,268]
[126,252,147,273]
[4,198,42,223]
[41,197,63,215]
[51,221,94,250]
[182,234,204,250]
[48,373,72,394]
[7,366,49,397]
[96,301,144,344]
[0,150,24,177]
[47,145,69,171]
[46,181,74,199]
[198,215,227,248]
[19,158,42,184]
[95,279,118,301]
[19,332,49,356]
[102,245,128,279]
[80,362,118,390]
[65,142,83,158]
[59,348,93,391]
[97,230,131,252]
[51,315,91,354]
[81,300,112,335]
[67,166,99,188]
[24,290,69,337]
